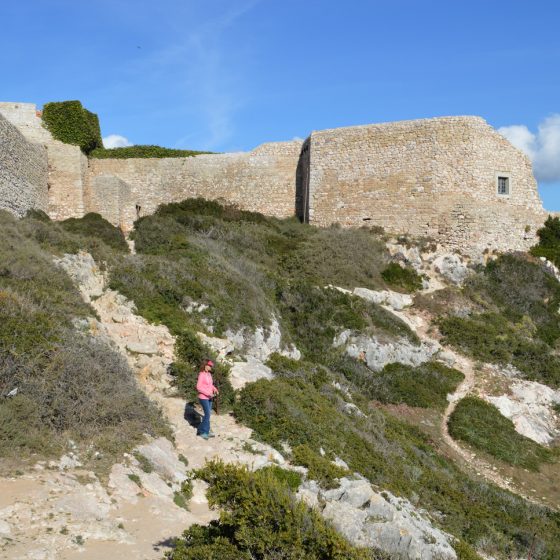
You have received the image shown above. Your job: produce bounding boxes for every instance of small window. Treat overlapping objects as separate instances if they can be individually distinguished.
[497,176,509,196]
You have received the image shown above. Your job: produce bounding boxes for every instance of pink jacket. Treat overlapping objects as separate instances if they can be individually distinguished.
[197,371,217,400]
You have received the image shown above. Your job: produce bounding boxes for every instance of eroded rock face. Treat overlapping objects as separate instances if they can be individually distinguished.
[353,287,413,310]
[486,380,560,445]
[136,437,188,484]
[433,254,472,285]
[229,357,274,390]
[334,330,440,372]
[297,477,457,560]
[225,317,301,362]
[54,251,105,302]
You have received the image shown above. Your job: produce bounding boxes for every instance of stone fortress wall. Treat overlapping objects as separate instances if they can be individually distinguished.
[0,102,549,255]
[0,111,48,217]
[86,141,302,230]
[0,102,87,220]
[301,116,547,254]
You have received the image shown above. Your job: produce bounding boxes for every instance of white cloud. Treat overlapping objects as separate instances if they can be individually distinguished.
[103,134,133,149]
[498,114,560,182]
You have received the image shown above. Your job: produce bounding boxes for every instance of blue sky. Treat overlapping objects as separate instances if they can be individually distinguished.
[2,0,560,208]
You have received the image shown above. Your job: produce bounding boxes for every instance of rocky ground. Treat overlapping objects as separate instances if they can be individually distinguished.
[1,246,558,559]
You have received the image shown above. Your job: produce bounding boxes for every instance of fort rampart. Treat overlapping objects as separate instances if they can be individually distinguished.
[0,102,549,255]
[300,116,546,254]
[85,141,301,229]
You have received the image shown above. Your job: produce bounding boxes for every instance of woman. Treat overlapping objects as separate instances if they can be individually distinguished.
[196,359,219,440]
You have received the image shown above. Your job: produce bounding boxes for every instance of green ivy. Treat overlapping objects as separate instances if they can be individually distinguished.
[42,100,103,154]
[89,145,212,159]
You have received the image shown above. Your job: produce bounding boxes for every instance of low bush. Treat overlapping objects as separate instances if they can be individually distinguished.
[530,215,560,268]
[448,397,553,471]
[292,444,348,488]
[439,313,560,388]
[381,262,423,292]
[258,465,302,491]
[0,212,169,460]
[234,378,560,558]
[90,145,212,159]
[60,213,128,252]
[281,225,389,290]
[364,362,464,409]
[167,460,378,560]
[42,100,103,153]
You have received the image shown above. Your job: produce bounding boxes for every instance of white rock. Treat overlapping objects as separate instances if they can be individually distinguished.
[0,519,11,537]
[486,379,560,445]
[135,437,187,483]
[322,501,368,542]
[138,472,174,498]
[197,332,235,360]
[55,491,110,521]
[58,453,82,470]
[353,287,413,311]
[108,464,140,503]
[433,254,471,285]
[226,317,301,362]
[54,252,105,302]
[337,330,440,372]
[126,340,159,355]
[229,357,274,390]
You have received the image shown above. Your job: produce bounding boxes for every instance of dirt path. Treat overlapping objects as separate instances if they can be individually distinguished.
[396,305,541,502]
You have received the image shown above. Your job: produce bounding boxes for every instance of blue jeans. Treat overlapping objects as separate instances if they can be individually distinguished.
[198,398,212,435]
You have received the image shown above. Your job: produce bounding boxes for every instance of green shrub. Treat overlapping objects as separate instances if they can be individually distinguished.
[448,397,553,470]
[439,313,560,388]
[0,212,169,461]
[60,213,128,252]
[530,215,560,268]
[167,460,377,560]
[292,444,349,489]
[281,226,389,290]
[381,262,423,292]
[365,362,464,409]
[258,465,302,491]
[234,378,560,558]
[42,100,103,153]
[90,145,212,159]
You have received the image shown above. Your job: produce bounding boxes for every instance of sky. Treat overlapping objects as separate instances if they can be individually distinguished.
[1,0,560,208]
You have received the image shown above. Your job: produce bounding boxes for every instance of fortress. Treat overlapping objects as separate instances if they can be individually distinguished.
[0,102,548,254]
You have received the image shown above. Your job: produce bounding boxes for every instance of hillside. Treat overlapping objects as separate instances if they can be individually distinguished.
[0,201,559,559]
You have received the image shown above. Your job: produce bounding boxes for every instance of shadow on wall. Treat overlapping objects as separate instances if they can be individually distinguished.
[295,139,311,223]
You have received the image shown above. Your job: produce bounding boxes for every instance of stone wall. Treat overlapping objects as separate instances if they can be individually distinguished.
[0,102,549,255]
[85,140,302,230]
[303,116,546,253]
[0,113,48,217]
[0,102,87,221]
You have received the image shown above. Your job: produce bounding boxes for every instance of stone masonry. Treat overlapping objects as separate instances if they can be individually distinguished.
[0,112,47,217]
[85,141,302,230]
[301,116,546,254]
[0,103,550,255]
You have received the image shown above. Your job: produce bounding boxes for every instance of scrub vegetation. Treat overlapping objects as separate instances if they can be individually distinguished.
[2,199,560,559]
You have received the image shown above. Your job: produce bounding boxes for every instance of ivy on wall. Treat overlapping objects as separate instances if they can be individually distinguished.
[89,145,212,159]
[41,100,103,154]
